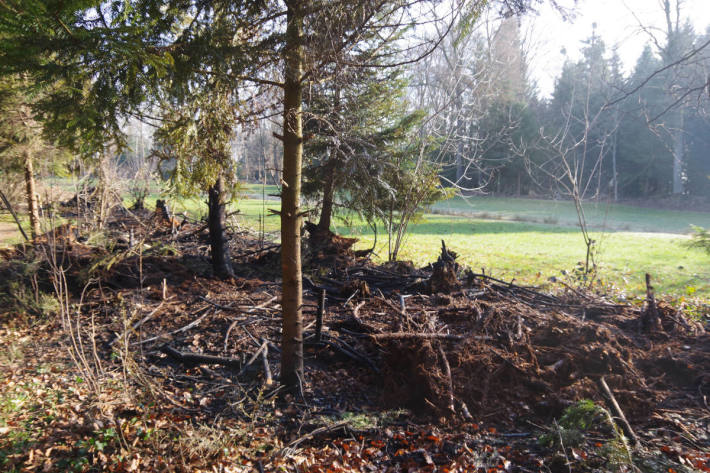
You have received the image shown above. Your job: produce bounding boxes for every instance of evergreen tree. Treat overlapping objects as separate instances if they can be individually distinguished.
[153,82,242,279]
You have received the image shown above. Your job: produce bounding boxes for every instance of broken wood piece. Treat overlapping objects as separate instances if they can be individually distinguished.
[279,420,350,455]
[545,359,565,373]
[368,332,489,342]
[261,343,273,386]
[458,399,474,420]
[160,344,241,370]
[438,345,455,413]
[597,376,639,446]
[239,341,268,376]
[316,289,326,343]
[427,240,461,294]
[641,273,663,333]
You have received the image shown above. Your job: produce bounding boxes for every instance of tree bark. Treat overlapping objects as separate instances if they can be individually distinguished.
[317,160,337,232]
[23,150,41,238]
[671,109,684,195]
[280,0,305,390]
[208,174,235,279]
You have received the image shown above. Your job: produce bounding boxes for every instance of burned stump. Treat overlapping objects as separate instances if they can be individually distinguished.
[427,240,461,294]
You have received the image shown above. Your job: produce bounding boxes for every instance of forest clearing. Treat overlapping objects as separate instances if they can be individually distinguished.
[2,0,710,472]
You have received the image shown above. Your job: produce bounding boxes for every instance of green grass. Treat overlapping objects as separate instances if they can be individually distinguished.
[211,195,709,297]
[345,214,709,297]
[432,195,710,234]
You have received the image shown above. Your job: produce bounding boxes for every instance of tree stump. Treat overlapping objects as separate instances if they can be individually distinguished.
[428,240,461,294]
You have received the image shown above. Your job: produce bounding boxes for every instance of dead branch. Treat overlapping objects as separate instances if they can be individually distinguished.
[438,345,455,414]
[239,341,268,376]
[278,420,350,456]
[597,376,640,447]
[261,343,273,386]
[368,332,489,341]
[160,344,241,370]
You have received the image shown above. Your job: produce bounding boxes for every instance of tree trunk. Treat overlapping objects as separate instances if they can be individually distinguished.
[611,121,618,201]
[208,175,235,279]
[672,109,684,195]
[280,0,305,390]
[317,80,340,233]
[23,150,41,238]
[317,161,337,232]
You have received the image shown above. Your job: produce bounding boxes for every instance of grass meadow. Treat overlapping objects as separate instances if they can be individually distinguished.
[226,194,710,298]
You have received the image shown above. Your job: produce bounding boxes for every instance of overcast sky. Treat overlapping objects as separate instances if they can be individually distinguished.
[523,0,710,97]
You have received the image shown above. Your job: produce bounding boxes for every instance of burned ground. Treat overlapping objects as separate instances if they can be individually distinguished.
[0,204,708,472]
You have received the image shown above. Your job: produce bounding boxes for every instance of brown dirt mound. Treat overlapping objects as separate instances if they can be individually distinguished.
[378,290,709,421]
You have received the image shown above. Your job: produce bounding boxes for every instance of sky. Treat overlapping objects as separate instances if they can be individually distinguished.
[523,0,710,97]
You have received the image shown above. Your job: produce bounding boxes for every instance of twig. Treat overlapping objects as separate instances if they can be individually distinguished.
[597,376,640,447]
[369,332,488,341]
[0,189,29,241]
[279,420,350,456]
[222,296,278,351]
[261,344,273,386]
[316,289,326,343]
[133,306,212,345]
[109,301,165,347]
[160,345,241,369]
[132,301,165,331]
[239,342,268,376]
[438,345,455,414]
[233,244,281,259]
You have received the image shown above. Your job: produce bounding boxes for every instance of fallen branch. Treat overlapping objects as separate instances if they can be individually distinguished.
[109,301,166,347]
[368,332,489,341]
[261,344,273,386]
[438,345,455,413]
[132,301,165,331]
[133,306,212,346]
[597,376,640,447]
[279,420,350,455]
[239,341,268,376]
[307,334,379,373]
[223,296,279,351]
[233,244,281,259]
[160,345,241,370]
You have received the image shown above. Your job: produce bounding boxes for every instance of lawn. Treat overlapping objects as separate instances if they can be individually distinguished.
[432,195,710,234]
[221,197,709,298]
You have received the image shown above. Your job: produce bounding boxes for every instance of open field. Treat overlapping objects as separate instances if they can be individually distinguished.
[432,195,710,234]
[226,198,710,298]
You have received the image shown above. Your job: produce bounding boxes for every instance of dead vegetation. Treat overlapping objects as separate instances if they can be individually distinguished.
[0,202,708,472]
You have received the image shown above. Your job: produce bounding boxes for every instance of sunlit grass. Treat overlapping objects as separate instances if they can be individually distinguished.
[227,198,710,297]
[433,195,710,234]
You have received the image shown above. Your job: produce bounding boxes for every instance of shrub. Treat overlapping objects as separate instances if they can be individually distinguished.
[686,225,710,255]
